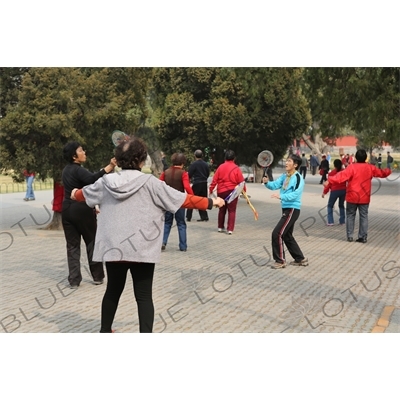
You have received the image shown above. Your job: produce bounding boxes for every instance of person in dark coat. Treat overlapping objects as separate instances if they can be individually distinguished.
[319,155,329,184]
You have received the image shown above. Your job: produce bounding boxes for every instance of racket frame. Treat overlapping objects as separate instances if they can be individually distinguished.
[257,150,274,168]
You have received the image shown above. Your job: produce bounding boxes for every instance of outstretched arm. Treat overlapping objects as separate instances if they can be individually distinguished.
[181,194,224,210]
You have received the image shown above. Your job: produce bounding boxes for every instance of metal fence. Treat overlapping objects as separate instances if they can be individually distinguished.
[0,180,54,194]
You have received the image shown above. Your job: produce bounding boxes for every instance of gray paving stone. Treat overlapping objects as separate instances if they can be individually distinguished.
[1,171,399,333]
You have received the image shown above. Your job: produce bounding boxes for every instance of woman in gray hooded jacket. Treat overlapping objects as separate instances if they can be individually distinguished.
[71,137,225,333]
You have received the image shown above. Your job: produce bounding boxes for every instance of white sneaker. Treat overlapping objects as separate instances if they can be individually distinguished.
[227,231,233,235]
[218,228,225,233]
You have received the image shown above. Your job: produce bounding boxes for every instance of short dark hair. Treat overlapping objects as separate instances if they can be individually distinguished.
[355,149,367,163]
[288,154,302,170]
[225,150,235,161]
[63,142,81,163]
[302,153,305,157]
[194,149,203,158]
[171,153,186,166]
[115,137,148,169]
[333,159,342,172]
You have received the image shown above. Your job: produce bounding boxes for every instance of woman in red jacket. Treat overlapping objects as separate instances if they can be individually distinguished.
[325,149,391,243]
[209,150,246,235]
[322,159,346,226]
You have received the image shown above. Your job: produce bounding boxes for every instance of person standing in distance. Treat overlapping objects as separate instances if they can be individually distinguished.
[209,150,246,235]
[322,159,346,226]
[160,153,193,252]
[299,153,308,180]
[186,149,210,222]
[310,153,319,175]
[319,154,329,184]
[377,153,382,169]
[386,152,393,169]
[262,154,308,269]
[23,169,35,201]
[325,149,391,243]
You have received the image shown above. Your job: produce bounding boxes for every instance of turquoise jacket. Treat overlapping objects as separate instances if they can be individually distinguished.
[264,171,304,209]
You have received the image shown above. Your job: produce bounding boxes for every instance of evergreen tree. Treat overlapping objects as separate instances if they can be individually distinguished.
[0,67,150,228]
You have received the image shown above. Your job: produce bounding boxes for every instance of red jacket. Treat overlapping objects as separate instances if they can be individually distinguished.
[328,163,391,204]
[23,170,35,177]
[209,160,246,194]
[323,169,347,195]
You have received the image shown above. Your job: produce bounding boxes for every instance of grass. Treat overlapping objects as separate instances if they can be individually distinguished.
[0,174,54,194]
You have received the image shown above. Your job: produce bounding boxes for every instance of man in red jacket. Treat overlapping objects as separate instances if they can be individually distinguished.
[325,149,391,243]
[209,150,246,235]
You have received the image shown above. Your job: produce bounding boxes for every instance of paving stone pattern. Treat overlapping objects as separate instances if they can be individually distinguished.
[1,171,399,333]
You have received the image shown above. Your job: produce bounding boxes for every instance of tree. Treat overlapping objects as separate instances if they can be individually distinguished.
[151,67,311,179]
[0,67,30,120]
[0,67,151,228]
[302,67,400,153]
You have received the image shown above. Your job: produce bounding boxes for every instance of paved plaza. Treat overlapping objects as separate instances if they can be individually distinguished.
[1,169,399,333]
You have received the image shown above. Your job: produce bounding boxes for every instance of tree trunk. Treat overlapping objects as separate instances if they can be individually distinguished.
[149,149,164,177]
[302,131,328,162]
[42,211,63,230]
[136,127,164,177]
[253,164,264,183]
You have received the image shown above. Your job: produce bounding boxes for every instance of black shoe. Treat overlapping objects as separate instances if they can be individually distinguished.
[161,244,166,251]
[355,238,367,243]
[69,284,79,289]
[347,237,353,242]
[197,219,209,222]
[186,219,191,222]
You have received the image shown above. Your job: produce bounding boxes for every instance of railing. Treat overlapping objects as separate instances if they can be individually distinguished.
[0,180,54,194]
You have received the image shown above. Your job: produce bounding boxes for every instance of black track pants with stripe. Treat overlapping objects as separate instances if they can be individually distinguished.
[271,208,304,264]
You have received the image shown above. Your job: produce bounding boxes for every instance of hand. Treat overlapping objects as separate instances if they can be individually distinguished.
[95,205,100,214]
[321,194,325,198]
[262,177,269,184]
[323,181,329,187]
[71,188,78,200]
[213,197,225,208]
[271,193,280,200]
[104,158,117,173]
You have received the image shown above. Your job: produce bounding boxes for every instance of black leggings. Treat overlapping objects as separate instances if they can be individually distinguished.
[100,262,155,333]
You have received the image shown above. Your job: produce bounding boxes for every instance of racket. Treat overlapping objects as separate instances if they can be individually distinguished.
[242,190,258,220]
[225,181,245,204]
[111,130,130,147]
[257,150,274,168]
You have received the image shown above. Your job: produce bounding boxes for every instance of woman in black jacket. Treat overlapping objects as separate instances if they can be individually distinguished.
[62,142,116,288]
[319,155,330,184]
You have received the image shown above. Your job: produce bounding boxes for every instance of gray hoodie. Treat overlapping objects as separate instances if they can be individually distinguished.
[82,169,186,263]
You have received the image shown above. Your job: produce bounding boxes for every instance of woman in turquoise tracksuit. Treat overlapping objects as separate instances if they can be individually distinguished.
[262,154,308,269]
